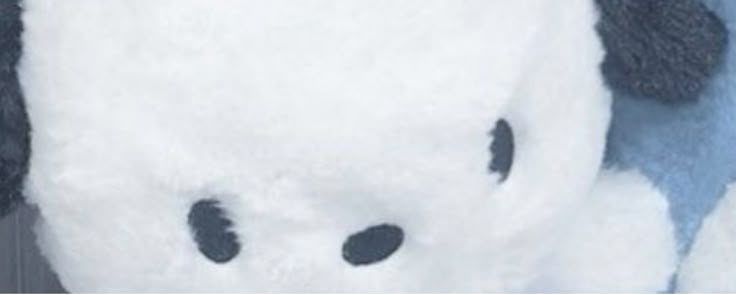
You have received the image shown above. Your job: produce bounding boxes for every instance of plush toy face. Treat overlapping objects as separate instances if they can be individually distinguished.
[20,0,610,292]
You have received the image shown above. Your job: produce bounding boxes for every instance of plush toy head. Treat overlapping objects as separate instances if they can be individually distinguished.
[1,0,726,293]
[17,1,610,292]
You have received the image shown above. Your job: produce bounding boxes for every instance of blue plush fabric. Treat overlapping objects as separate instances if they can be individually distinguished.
[0,0,31,218]
[605,0,736,261]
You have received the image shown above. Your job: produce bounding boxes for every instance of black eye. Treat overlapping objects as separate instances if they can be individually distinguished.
[342,224,404,266]
[489,119,514,182]
[188,199,241,263]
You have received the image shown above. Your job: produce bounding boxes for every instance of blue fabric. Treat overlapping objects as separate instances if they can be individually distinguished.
[0,0,31,218]
[595,0,728,103]
[605,0,736,259]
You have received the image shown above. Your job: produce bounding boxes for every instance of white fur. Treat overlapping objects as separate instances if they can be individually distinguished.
[531,170,677,293]
[678,184,736,293]
[18,0,674,292]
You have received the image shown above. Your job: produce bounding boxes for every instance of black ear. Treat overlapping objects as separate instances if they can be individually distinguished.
[0,0,30,218]
[596,0,728,102]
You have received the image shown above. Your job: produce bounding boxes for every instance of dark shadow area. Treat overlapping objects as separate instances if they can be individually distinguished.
[0,204,66,293]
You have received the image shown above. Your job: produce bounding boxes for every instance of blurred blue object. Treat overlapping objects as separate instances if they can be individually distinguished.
[605,0,736,259]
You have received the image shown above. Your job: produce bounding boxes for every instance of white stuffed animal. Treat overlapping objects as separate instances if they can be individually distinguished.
[15,0,678,292]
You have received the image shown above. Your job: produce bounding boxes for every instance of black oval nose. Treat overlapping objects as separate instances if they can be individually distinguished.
[188,199,241,263]
[342,224,404,266]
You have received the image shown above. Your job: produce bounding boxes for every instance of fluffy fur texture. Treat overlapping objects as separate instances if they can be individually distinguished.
[20,0,736,292]
[530,170,675,293]
[596,0,728,102]
[17,0,677,292]
[0,0,30,218]
[605,0,735,260]
[677,184,736,292]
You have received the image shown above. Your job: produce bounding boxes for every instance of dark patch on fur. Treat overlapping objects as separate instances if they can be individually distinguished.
[489,119,514,182]
[342,224,404,266]
[596,0,728,102]
[0,0,31,218]
[188,199,241,263]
